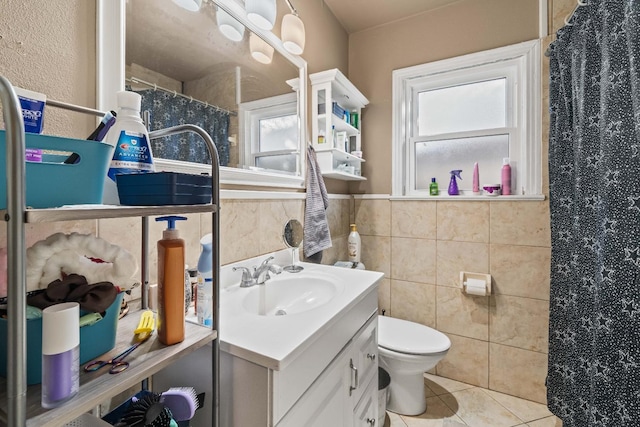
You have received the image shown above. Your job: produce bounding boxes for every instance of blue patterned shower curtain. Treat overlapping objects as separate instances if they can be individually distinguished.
[135,89,230,166]
[548,1,640,425]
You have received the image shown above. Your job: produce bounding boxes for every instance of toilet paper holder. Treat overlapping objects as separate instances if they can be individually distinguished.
[460,271,492,296]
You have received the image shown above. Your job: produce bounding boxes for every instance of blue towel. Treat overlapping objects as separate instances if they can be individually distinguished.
[304,145,332,258]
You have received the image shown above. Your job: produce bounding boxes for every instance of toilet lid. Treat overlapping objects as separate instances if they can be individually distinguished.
[378,316,451,355]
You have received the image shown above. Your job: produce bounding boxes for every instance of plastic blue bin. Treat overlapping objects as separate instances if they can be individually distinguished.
[0,293,123,385]
[116,172,212,206]
[0,130,112,209]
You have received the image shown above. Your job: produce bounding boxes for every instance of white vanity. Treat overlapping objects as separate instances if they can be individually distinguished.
[156,251,382,426]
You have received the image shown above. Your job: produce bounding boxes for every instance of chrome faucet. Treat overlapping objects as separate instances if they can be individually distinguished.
[233,256,283,287]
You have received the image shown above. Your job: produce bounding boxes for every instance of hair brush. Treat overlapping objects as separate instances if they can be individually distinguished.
[118,392,174,427]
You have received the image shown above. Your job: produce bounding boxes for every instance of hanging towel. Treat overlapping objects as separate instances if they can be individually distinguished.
[304,145,332,259]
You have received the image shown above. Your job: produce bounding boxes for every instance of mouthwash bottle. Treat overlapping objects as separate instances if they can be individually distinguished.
[102,91,155,204]
[429,177,439,196]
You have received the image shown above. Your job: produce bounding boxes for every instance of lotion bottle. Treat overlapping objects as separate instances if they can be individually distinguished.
[103,90,155,204]
[501,158,511,195]
[156,215,187,345]
[348,224,361,263]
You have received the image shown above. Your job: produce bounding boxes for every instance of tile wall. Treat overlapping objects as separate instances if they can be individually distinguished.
[356,198,551,404]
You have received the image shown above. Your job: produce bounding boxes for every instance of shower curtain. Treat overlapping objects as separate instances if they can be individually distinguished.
[548,1,640,425]
[135,88,230,166]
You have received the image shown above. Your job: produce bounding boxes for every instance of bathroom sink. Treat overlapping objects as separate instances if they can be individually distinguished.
[241,275,344,316]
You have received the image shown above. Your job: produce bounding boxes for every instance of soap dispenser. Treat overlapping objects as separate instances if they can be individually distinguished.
[448,170,462,195]
[156,215,187,345]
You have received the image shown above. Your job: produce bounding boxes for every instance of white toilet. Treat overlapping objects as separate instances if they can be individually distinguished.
[378,315,451,416]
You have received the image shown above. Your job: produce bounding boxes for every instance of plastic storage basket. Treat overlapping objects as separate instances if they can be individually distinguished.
[0,130,112,209]
[0,293,123,385]
[116,172,212,206]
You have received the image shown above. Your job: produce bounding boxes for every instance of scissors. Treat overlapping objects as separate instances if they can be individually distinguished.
[83,341,143,374]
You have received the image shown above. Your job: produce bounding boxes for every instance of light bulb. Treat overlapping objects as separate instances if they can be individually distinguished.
[246,0,277,30]
[216,8,245,42]
[281,13,305,55]
[172,0,202,12]
[250,33,274,64]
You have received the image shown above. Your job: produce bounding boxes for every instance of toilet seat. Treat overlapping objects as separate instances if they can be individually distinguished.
[378,316,451,355]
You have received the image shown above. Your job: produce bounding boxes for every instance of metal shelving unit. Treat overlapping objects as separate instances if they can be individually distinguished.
[0,78,220,426]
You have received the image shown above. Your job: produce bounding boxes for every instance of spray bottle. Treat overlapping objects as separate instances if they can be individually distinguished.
[155,215,187,345]
[196,233,213,327]
[448,170,462,196]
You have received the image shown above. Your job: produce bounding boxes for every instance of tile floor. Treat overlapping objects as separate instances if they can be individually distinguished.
[383,374,563,427]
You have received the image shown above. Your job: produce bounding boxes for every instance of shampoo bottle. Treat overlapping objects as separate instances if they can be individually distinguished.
[348,224,361,263]
[103,90,155,204]
[196,233,214,327]
[429,177,439,196]
[472,162,480,194]
[448,170,462,195]
[156,215,187,345]
[501,158,511,195]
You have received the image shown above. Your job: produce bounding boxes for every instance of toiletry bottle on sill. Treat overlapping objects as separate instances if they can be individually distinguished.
[501,158,511,195]
[429,177,439,196]
[156,215,187,345]
[196,233,214,327]
[348,224,361,263]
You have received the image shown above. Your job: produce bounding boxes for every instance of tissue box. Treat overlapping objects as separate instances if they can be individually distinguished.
[0,293,123,385]
[0,130,112,209]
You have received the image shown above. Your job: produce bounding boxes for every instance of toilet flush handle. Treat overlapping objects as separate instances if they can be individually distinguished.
[366,418,376,425]
[367,353,376,361]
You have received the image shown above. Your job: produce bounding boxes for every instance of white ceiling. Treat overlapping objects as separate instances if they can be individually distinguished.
[321,0,465,34]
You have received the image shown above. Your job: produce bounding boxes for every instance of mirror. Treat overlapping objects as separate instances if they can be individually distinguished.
[282,219,303,272]
[122,0,306,186]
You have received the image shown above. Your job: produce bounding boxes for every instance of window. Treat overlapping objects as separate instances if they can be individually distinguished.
[392,40,541,197]
[239,93,300,176]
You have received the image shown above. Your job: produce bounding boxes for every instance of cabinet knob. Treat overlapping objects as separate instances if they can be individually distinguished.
[367,353,376,361]
[366,418,376,425]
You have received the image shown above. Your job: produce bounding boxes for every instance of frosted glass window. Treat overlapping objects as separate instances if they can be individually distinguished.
[259,114,298,152]
[415,134,509,191]
[418,79,506,136]
[255,153,297,173]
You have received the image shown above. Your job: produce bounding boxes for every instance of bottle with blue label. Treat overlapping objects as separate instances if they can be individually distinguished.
[102,91,155,204]
[196,233,214,327]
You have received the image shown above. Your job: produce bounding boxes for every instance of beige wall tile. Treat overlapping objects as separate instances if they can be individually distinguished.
[391,237,436,283]
[319,235,347,265]
[436,285,489,341]
[377,277,391,315]
[327,197,350,239]
[437,334,489,388]
[258,200,304,254]
[489,343,548,403]
[219,200,261,265]
[490,244,550,300]
[437,240,489,287]
[390,279,436,327]
[361,235,391,277]
[391,200,437,239]
[354,199,390,236]
[490,201,551,247]
[98,216,146,282]
[489,295,549,353]
[436,201,490,243]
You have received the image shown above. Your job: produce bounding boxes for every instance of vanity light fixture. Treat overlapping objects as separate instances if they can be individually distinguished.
[246,0,277,31]
[172,0,202,12]
[281,0,305,55]
[216,7,246,42]
[250,33,274,64]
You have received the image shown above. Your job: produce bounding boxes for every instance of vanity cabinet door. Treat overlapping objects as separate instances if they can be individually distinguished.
[350,315,378,404]
[276,344,352,427]
[353,375,379,427]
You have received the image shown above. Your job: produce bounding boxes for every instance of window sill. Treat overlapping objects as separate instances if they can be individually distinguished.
[388,194,546,201]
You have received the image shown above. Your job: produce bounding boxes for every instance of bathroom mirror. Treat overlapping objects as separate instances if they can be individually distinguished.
[98,0,307,189]
[282,219,303,272]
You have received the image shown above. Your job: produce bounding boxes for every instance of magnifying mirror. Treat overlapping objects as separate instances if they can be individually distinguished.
[283,219,303,273]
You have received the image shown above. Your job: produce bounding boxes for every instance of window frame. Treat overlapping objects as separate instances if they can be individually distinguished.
[239,92,300,176]
[392,40,542,197]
